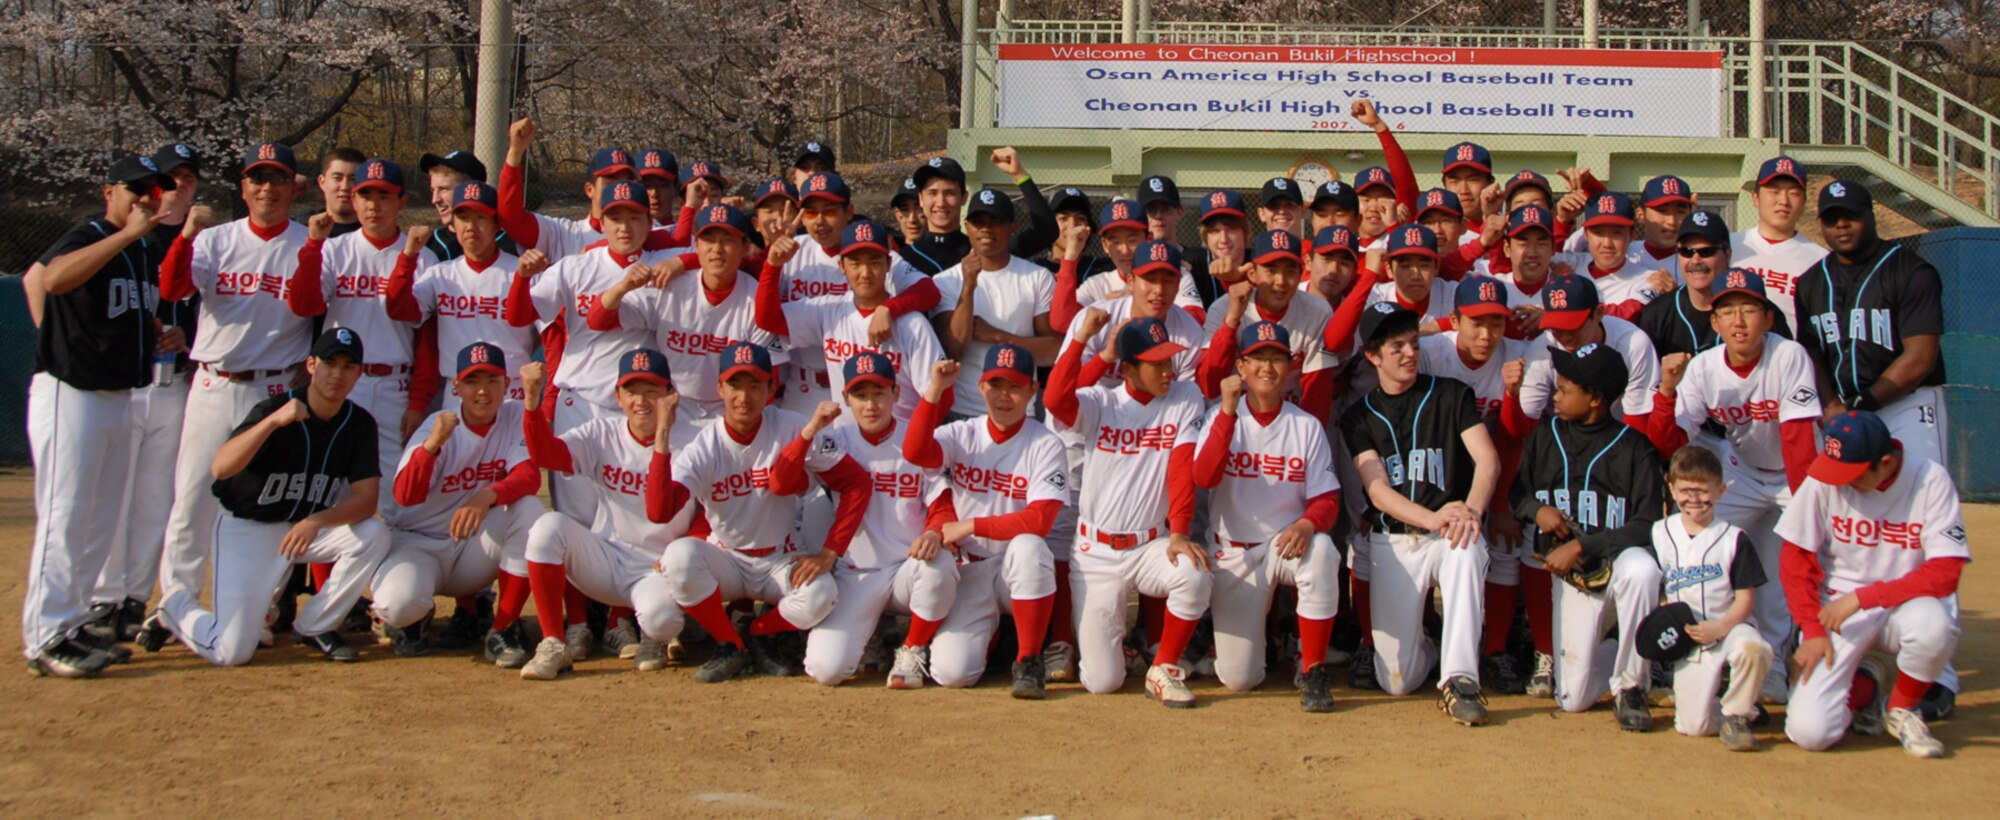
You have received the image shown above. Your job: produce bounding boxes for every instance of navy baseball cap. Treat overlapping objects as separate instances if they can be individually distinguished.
[1239,320,1292,357]
[312,327,365,363]
[1314,225,1359,258]
[240,142,297,177]
[1502,170,1552,200]
[912,156,966,190]
[1251,229,1302,265]
[799,172,850,205]
[891,177,921,208]
[456,342,507,380]
[717,342,775,383]
[1551,341,1628,400]
[1415,188,1462,219]
[1454,275,1512,319]
[1136,175,1181,209]
[1442,142,1493,176]
[152,143,203,179]
[794,140,836,171]
[637,147,679,182]
[1385,224,1438,259]
[1198,189,1247,223]
[836,219,892,257]
[687,160,729,187]
[1050,186,1093,218]
[693,203,752,238]
[588,147,635,178]
[1116,317,1185,363]
[1677,210,1730,246]
[350,158,405,196]
[1507,204,1556,238]
[1540,273,1601,331]
[1641,175,1694,207]
[1756,155,1806,188]
[449,182,500,216]
[842,351,896,392]
[1260,177,1304,207]
[1099,200,1145,234]
[420,150,486,183]
[966,187,1016,223]
[752,178,797,206]
[1353,166,1394,196]
[1358,302,1419,346]
[107,154,174,190]
[1810,411,1893,485]
[982,342,1036,386]
[617,348,672,389]
[1311,180,1358,211]
[1582,191,1636,228]
[1131,240,1182,277]
[597,179,649,215]
[1819,180,1873,218]
[1712,268,1769,305]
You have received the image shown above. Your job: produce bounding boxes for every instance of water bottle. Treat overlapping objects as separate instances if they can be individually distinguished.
[152,350,178,387]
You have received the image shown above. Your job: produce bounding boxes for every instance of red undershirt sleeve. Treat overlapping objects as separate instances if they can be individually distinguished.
[768,434,811,495]
[1781,419,1818,493]
[287,238,327,317]
[393,446,438,506]
[1196,322,1237,399]
[1302,490,1339,533]
[497,163,541,250]
[489,459,543,506]
[1192,411,1236,490]
[903,396,946,469]
[882,276,941,318]
[754,262,790,336]
[383,253,422,321]
[1168,442,1196,536]
[159,234,196,301]
[1049,257,1083,331]
[1855,557,1966,611]
[815,456,874,555]
[1782,542,1830,640]
[503,273,539,327]
[645,450,692,523]
[972,498,1063,540]
[523,406,574,474]
[1045,341,1086,427]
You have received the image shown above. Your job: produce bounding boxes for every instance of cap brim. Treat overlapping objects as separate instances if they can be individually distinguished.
[801,191,848,205]
[1442,160,1492,175]
[966,208,1015,223]
[1355,183,1395,196]
[1252,250,1301,266]
[1198,208,1245,223]
[457,363,507,381]
[1507,224,1553,238]
[696,173,731,186]
[981,368,1035,386]
[1260,194,1304,207]
[617,372,672,389]
[1314,245,1357,258]
[1712,287,1767,305]
[1387,247,1439,259]
[1416,207,1462,220]
[1540,309,1592,331]
[696,224,745,238]
[1128,341,1187,362]
[452,201,498,216]
[1133,261,1181,277]
[1583,215,1634,228]
[1240,340,1291,357]
[754,192,796,206]
[352,180,402,195]
[843,373,895,393]
[836,241,890,258]
[1136,192,1178,207]
[1505,181,1551,197]
[1757,172,1805,187]
[1100,219,1147,234]
[1311,195,1357,209]
[1644,195,1694,208]
[602,201,649,215]
[717,364,773,383]
[1454,302,1512,319]
[1807,455,1871,486]
[639,168,678,182]
[592,164,636,178]
[1820,204,1869,218]
[241,160,294,177]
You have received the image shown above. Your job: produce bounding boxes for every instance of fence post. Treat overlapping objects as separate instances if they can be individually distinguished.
[960,0,979,129]
[1747,0,1767,140]
[474,0,515,180]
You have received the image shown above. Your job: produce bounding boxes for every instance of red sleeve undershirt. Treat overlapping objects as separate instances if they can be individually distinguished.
[925,489,957,533]
[489,460,542,506]
[814,456,874,556]
[1438,237,1485,282]
[1050,257,1083,331]
[407,318,441,413]
[287,238,327,317]
[1322,268,1381,357]
[1603,299,1646,322]
[1196,321,1237,399]
[645,450,693,524]
[1856,557,1966,611]
[1045,340,1086,427]
[972,498,1063,541]
[497,163,541,250]
[585,293,622,331]
[1193,410,1236,489]
[1499,390,1538,441]
[393,446,438,507]
[504,273,539,327]
[883,275,941,318]
[159,234,196,301]
[1168,443,1196,536]
[1302,490,1339,533]
[903,396,946,468]
[1488,425,1524,516]
[1781,543,1829,639]
[768,434,812,495]
[523,405,574,474]
[384,253,423,322]
[1644,392,1690,458]
[1781,419,1818,493]
[1297,369,1334,420]
[1376,128,1419,213]
[754,261,790,336]
[673,206,695,247]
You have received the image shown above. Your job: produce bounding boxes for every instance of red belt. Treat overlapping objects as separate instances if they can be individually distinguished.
[198,362,301,381]
[362,363,413,377]
[739,547,777,558]
[1212,534,1260,549]
[1078,522,1160,551]
[798,366,830,389]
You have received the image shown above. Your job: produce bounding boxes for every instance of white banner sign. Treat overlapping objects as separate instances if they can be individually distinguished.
[996,44,1723,137]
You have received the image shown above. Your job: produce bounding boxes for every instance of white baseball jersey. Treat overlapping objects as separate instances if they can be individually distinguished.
[1518,315,1662,419]
[804,421,943,570]
[410,253,541,379]
[931,416,1071,559]
[1077,269,1203,314]
[1549,256,1664,312]
[1201,404,1340,544]
[670,406,810,554]
[776,298,942,421]
[319,230,438,367]
[187,219,314,369]
[560,416,697,556]
[1069,380,1206,533]
[930,256,1056,416]
[524,213,601,263]
[1668,335,1820,472]
[1489,271,1550,313]
[1061,296,1204,385]
[1202,292,1337,401]
[779,235,928,302]
[1418,332,1528,420]
[388,402,530,537]
[1774,456,1970,596]
[1367,277,1459,325]
[1563,231,1684,282]
[1652,514,1765,622]
[615,270,778,418]
[1730,228,1826,334]
[528,246,667,407]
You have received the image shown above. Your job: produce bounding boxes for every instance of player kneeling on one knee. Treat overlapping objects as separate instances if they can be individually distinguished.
[653,342,870,683]
[1641,447,1772,751]
[1339,300,1498,725]
[904,346,1068,698]
[1779,412,1967,758]
[143,329,390,666]
[1193,322,1342,712]
[1510,341,1665,731]
[800,353,961,688]
[1047,309,1212,709]
[372,343,544,660]
[515,349,703,679]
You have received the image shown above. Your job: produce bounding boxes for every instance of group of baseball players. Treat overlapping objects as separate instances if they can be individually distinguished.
[23,98,1969,758]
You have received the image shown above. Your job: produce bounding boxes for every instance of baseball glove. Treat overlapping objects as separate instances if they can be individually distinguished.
[1533,511,1612,593]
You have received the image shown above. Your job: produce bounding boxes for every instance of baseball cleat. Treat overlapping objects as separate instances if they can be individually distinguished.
[1299,663,1336,713]
[1011,654,1048,700]
[1439,676,1488,726]
[1851,655,1890,737]
[520,637,572,680]
[602,621,640,660]
[1759,667,1790,705]
[633,638,668,672]
[1324,647,1353,667]
[341,598,375,634]
[1918,682,1956,722]
[1526,651,1555,698]
[1043,640,1077,683]
[1348,645,1381,691]
[563,623,594,662]
[72,628,133,665]
[1648,663,1675,706]
[134,611,172,653]
[1144,663,1195,709]
[384,615,431,658]
[666,637,688,665]
[81,603,120,645]
[484,623,531,669]
[1887,707,1945,758]
[1615,687,1653,732]
[295,631,359,662]
[27,638,110,679]
[1481,651,1527,695]
[749,633,801,677]
[694,642,751,683]
[432,606,482,650]
[888,645,930,690]
[1719,715,1758,752]
[117,598,148,643]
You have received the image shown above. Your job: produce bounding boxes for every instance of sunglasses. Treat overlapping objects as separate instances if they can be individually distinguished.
[1677,246,1725,258]
[244,170,292,186]
[120,181,161,197]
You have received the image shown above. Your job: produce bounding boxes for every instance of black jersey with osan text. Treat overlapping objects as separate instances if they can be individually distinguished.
[211,392,380,524]
[1793,237,1946,409]
[1338,374,1484,530]
[1509,414,1665,561]
[33,218,163,390]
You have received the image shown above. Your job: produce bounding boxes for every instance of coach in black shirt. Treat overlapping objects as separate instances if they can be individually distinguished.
[898,151,1055,275]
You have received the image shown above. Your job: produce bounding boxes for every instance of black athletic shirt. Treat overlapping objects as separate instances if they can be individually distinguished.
[1508,414,1665,561]
[427,226,521,263]
[1638,286,1794,358]
[211,392,380,523]
[1793,238,1946,408]
[900,179,1057,275]
[1338,374,1484,528]
[32,218,162,390]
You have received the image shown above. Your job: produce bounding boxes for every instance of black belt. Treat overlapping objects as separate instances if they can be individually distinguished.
[1371,517,1428,536]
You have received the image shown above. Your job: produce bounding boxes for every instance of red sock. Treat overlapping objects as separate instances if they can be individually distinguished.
[309,562,333,591]
[1848,672,1879,711]
[750,608,798,636]
[1483,582,1518,656]
[1152,611,1199,666]
[525,562,568,641]
[1011,594,1054,660]
[682,591,744,648]
[904,615,942,648]
[608,606,633,628]
[491,571,530,631]
[1352,579,1374,647]
[1522,570,1554,654]
[1140,594,1166,648]
[1299,616,1334,669]
[563,584,589,626]
[1050,560,1076,644]
[1888,672,1931,712]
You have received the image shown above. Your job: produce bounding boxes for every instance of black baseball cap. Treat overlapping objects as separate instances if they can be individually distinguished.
[151,144,203,179]
[419,150,488,183]
[794,140,836,171]
[312,327,366,363]
[1259,177,1304,207]
[1136,175,1181,209]
[912,156,966,191]
[1050,186,1094,219]
[107,154,176,191]
[1358,302,1419,347]
[1550,341,1628,400]
[891,177,921,208]
[1635,602,1700,663]
[1818,180,1873,219]
[1311,180,1358,211]
[966,187,1016,223]
[1676,210,1730,246]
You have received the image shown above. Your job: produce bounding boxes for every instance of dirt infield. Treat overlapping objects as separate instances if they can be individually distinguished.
[0,469,1992,817]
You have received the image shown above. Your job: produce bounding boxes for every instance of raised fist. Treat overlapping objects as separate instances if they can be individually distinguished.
[1350,99,1385,131]
[307,212,335,241]
[990,146,1025,178]
[508,118,537,149]
[404,225,433,255]
[1079,306,1112,339]
[272,398,312,426]
[427,411,459,447]
[1503,358,1526,396]
[517,249,550,279]
[1219,374,1245,408]
[519,361,546,392]
[932,359,961,383]
[1060,222,1092,260]
[1659,352,1691,394]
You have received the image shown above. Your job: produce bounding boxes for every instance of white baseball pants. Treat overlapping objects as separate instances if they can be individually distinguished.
[1787,596,1958,751]
[1551,548,1662,712]
[549,386,613,526]
[1714,446,1794,696]
[523,513,679,640]
[1070,535,1212,695]
[96,377,188,606]
[1876,384,1958,693]
[1368,530,1488,695]
[804,553,960,686]
[159,368,295,602]
[347,370,413,501]
[370,496,545,628]
[22,374,134,657]
[930,535,1056,688]
[658,537,838,638]
[1210,533,1340,692]
[159,514,389,667]
[1670,622,1773,737]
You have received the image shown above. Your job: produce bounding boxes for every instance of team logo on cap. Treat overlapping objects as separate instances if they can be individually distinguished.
[902,178,917,191]
[139,156,158,171]
[1270,232,1291,250]
[613,182,633,199]
[733,345,756,364]
[1064,187,1080,196]
[337,328,355,345]
[853,355,878,375]
[852,223,874,242]
[1372,302,1396,315]
[1210,192,1228,208]
[995,346,1018,368]
[1331,227,1352,243]
[1516,171,1534,183]
[1659,178,1683,195]
[1775,158,1795,175]
[1549,288,1569,309]
[366,162,385,180]
[469,345,491,364]
[808,175,828,192]
[1726,270,1747,289]
[1324,181,1343,194]
[1149,178,1164,193]
[1425,191,1444,207]
[1523,208,1544,225]
[1113,202,1132,220]
[1576,343,1598,357]
[175,144,192,158]
[979,189,996,205]
[1148,243,1169,262]
[462,183,481,199]
[1478,281,1497,301]
[1692,212,1710,226]
[806,141,822,154]
[1273,178,1289,190]
[1595,195,1615,211]
[1824,435,1843,459]
[928,158,943,168]
[1147,322,1167,343]
[707,206,729,222]
[1829,182,1847,197]
[643,152,661,168]
[257,144,276,160]
[610,149,629,165]
[630,351,650,371]
[1256,323,1278,341]
[1455,144,1477,161]
[1401,227,1422,245]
